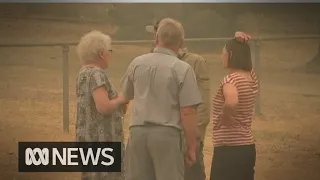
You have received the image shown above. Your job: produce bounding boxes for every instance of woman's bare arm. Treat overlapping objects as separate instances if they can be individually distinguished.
[221,83,238,127]
[92,87,126,115]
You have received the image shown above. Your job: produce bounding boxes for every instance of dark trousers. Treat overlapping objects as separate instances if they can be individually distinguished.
[210,144,256,180]
[184,140,206,180]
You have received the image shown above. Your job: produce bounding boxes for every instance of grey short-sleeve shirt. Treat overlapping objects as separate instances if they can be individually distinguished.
[121,47,203,130]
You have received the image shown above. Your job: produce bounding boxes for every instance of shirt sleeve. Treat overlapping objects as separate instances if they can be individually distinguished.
[221,75,236,87]
[120,62,135,101]
[251,70,259,85]
[89,69,109,94]
[178,66,203,108]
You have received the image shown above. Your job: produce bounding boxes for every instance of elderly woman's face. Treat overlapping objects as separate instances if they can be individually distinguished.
[221,46,229,69]
[98,48,112,68]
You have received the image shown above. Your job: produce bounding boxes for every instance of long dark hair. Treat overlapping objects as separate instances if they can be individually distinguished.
[225,39,252,71]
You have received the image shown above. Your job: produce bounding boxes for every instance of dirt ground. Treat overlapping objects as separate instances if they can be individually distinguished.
[0,18,320,180]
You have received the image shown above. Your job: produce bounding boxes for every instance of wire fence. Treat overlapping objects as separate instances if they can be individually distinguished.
[1,35,319,133]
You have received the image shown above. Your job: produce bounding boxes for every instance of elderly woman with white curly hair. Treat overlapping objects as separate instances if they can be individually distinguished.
[75,30,127,180]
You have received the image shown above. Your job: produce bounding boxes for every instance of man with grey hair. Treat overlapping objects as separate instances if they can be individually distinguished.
[121,18,201,180]
[146,19,252,180]
[147,18,210,180]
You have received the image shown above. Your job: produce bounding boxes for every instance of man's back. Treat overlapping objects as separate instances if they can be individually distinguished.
[124,18,203,180]
[127,47,197,129]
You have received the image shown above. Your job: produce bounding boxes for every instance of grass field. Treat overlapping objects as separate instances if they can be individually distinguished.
[0,17,320,180]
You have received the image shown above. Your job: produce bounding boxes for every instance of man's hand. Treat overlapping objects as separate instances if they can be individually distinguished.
[235,31,251,43]
[185,148,196,167]
[180,106,197,167]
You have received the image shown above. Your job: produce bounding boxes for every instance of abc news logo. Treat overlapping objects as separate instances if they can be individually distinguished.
[25,147,114,166]
[18,142,122,172]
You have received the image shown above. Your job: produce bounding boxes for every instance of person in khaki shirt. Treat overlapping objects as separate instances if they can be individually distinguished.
[146,19,210,180]
[178,48,210,180]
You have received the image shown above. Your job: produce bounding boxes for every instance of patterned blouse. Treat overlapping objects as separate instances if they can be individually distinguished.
[76,66,124,180]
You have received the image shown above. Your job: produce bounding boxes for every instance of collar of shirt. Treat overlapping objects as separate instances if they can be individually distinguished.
[153,47,177,57]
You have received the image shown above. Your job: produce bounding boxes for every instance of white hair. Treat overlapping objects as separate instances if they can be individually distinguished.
[76,30,112,64]
[156,18,185,47]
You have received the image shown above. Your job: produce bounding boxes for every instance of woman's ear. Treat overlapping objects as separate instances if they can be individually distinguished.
[98,49,105,60]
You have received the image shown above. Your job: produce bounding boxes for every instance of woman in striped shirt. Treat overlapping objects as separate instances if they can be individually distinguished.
[210,34,259,180]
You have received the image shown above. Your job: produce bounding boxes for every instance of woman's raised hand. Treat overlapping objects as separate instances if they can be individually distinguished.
[235,32,251,43]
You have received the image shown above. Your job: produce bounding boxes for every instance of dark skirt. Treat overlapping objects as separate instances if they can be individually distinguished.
[210,144,256,180]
